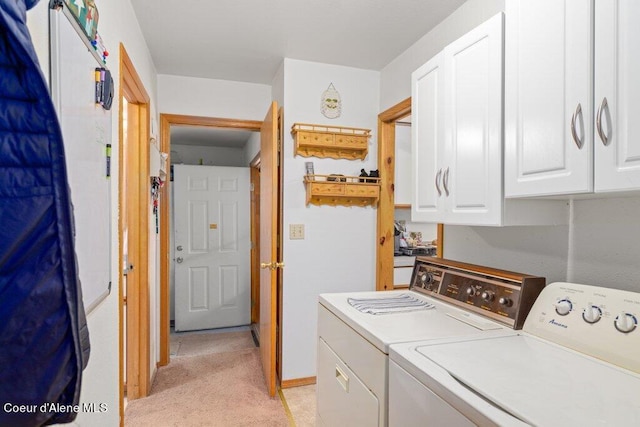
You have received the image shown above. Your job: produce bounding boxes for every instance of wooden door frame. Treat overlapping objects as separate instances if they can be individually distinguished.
[158,114,262,366]
[118,43,151,419]
[376,97,443,291]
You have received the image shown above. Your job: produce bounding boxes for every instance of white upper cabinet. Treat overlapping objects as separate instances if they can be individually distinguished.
[412,13,505,225]
[505,0,594,197]
[594,0,640,191]
[412,51,444,223]
[506,0,640,197]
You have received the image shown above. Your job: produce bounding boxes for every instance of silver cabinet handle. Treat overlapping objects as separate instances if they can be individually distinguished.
[443,167,450,196]
[176,257,183,264]
[176,245,183,252]
[570,103,584,149]
[435,169,442,196]
[596,97,609,146]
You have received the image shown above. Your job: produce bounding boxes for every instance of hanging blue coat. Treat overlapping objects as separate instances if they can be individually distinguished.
[0,0,90,426]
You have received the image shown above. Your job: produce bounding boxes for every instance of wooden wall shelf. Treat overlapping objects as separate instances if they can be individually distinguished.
[304,175,381,207]
[292,123,371,160]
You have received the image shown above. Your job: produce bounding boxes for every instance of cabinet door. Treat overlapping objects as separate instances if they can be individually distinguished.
[411,52,445,223]
[594,0,640,192]
[442,13,504,225]
[317,339,380,427]
[505,0,593,197]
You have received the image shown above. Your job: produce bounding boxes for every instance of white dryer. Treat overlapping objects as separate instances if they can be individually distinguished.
[317,257,545,426]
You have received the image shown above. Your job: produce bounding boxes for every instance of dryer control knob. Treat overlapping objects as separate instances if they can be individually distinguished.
[466,287,477,297]
[498,297,513,307]
[582,305,602,324]
[614,312,638,333]
[481,291,495,302]
[420,272,433,284]
[555,299,573,316]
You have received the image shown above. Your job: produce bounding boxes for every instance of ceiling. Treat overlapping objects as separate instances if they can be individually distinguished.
[134,0,463,146]
[130,0,466,85]
[170,126,255,148]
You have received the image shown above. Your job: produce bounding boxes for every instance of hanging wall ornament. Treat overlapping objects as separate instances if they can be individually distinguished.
[321,83,342,119]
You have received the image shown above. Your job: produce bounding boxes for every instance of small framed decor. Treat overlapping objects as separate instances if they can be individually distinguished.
[321,83,341,119]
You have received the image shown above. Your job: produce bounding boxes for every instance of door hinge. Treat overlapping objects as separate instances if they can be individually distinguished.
[250,183,254,192]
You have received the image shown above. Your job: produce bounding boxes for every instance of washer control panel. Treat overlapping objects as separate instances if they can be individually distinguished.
[523,282,640,374]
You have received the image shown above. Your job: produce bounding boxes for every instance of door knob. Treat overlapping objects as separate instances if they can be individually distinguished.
[260,262,273,269]
[176,257,184,264]
[176,245,183,251]
[274,262,285,269]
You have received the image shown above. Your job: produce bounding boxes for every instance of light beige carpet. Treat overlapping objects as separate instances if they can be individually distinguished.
[125,333,289,426]
[281,385,316,427]
[170,330,256,357]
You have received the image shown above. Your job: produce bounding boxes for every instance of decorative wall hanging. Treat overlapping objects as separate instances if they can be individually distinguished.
[321,83,341,119]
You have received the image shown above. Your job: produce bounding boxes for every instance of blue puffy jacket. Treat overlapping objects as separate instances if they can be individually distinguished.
[0,0,90,425]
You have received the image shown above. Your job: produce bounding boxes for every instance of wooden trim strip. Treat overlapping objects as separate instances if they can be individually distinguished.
[378,97,411,122]
[281,376,316,388]
[276,388,296,425]
[437,223,444,258]
[160,113,262,131]
[158,114,171,367]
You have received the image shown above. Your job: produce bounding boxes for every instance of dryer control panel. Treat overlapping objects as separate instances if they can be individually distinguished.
[410,257,545,329]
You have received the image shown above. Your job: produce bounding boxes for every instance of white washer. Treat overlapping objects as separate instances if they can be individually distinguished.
[389,282,640,426]
[316,257,545,426]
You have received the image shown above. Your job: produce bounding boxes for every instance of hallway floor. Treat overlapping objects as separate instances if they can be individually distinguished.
[124,327,316,426]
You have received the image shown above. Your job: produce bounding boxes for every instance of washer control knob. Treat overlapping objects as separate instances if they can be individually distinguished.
[481,290,495,302]
[420,272,433,284]
[466,287,477,297]
[555,299,573,316]
[498,297,513,307]
[582,305,602,324]
[614,312,638,334]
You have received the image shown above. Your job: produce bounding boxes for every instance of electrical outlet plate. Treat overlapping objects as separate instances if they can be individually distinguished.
[289,224,305,240]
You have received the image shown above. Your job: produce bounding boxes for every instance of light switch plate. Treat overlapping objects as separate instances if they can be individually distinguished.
[289,224,305,240]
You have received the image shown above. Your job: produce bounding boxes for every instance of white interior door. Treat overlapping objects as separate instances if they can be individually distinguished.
[174,164,250,332]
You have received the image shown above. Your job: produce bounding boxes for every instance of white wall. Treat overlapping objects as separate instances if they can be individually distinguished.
[380,0,505,111]
[243,132,261,166]
[29,0,158,425]
[170,145,245,166]
[271,61,285,109]
[281,58,380,380]
[568,197,640,292]
[158,74,271,120]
